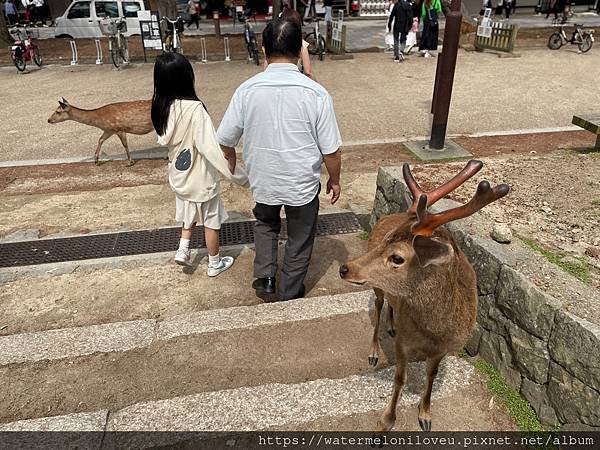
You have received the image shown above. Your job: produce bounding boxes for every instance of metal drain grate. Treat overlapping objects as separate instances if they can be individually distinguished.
[0,212,362,268]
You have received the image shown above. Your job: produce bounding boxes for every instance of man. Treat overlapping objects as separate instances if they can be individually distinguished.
[387,0,412,62]
[4,0,18,25]
[324,0,333,23]
[218,18,342,302]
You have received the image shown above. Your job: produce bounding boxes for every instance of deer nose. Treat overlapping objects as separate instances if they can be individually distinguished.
[339,264,349,278]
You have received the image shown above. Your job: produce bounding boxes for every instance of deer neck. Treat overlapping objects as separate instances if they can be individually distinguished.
[67,106,103,128]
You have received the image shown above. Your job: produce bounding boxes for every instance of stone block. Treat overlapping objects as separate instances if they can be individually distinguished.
[372,189,391,222]
[465,323,483,356]
[477,294,508,336]
[547,362,600,427]
[376,167,400,201]
[460,234,507,296]
[496,265,561,340]
[478,329,522,390]
[506,321,550,384]
[520,377,559,427]
[549,311,600,393]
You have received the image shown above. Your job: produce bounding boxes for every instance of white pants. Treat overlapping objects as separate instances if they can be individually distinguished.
[325,6,333,22]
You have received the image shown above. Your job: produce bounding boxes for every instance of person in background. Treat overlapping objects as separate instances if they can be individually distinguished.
[32,0,44,25]
[324,0,333,23]
[418,0,441,58]
[218,18,342,302]
[20,0,32,23]
[4,0,18,25]
[503,0,512,18]
[388,0,412,62]
[280,3,314,80]
[304,0,316,21]
[187,0,200,29]
[404,0,419,55]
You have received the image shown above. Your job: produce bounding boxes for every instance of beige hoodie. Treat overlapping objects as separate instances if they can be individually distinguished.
[157,99,249,203]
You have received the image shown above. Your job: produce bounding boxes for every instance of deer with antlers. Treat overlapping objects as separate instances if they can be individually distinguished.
[48,98,153,166]
[339,160,509,432]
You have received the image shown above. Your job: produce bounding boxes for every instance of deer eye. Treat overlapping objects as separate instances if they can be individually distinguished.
[389,254,405,265]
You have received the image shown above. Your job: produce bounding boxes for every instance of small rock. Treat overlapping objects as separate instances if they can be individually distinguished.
[541,206,553,214]
[491,222,512,244]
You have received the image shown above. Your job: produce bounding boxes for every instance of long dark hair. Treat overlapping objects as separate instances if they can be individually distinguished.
[151,52,202,136]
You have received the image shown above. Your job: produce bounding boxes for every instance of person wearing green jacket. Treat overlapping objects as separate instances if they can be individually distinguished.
[418,0,442,57]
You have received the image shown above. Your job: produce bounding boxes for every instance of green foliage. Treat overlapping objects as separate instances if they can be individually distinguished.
[519,236,592,285]
[358,230,370,241]
[473,359,545,432]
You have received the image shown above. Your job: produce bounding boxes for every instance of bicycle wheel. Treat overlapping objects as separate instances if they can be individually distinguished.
[120,38,129,63]
[110,37,120,68]
[317,35,325,61]
[251,40,259,66]
[547,32,563,50]
[305,32,318,55]
[32,45,42,67]
[578,33,593,53]
[13,55,26,72]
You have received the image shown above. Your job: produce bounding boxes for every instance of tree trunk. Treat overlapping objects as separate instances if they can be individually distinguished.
[0,10,12,47]
[155,0,178,20]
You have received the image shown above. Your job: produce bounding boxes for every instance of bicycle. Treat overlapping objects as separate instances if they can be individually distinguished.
[305,18,325,61]
[243,20,260,66]
[548,21,594,53]
[99,17,129,68]
[162,16,184,54]
[8,24,42,72]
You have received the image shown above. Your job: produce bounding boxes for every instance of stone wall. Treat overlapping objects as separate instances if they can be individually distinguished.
[371,166,600,430]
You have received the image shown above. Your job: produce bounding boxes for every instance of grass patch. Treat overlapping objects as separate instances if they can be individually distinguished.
[473,359,545,432]
[358,230,370,241]
[519,236,592,285]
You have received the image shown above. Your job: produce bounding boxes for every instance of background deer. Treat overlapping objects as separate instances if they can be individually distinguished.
[339,160,509,432]
[48,98,153,166]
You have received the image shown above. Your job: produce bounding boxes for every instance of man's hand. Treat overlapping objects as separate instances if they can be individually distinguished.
[221,145,236,174]
[323,150,341,205]
[326,178,341,205]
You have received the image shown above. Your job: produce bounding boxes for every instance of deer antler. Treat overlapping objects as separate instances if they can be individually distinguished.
[411,181,510,237]
[403,160,484,214]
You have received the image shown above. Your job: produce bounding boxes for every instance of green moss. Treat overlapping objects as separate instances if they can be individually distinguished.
[358,230,370,241]
[473,359,545,432]
[519,236,592,285]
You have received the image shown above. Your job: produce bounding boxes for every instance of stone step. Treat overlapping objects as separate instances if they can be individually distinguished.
[0,291,389,424]
[0,233,367,336]
[0,356,476,440]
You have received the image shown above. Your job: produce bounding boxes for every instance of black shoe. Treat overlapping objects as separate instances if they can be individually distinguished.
[252,277,276,294]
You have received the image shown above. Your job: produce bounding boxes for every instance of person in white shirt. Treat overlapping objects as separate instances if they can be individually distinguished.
[218,18,342,301]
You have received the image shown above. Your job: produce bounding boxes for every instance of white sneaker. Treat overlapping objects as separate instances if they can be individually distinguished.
[207,256,234,277]
[424,52,432,58]
[174,248,191,266]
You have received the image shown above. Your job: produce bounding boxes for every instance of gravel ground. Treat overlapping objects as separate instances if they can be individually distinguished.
[1,49,599,162]
[410,151,600,289]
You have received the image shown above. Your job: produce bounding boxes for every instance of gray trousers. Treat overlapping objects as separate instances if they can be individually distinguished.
[252,190,320,300]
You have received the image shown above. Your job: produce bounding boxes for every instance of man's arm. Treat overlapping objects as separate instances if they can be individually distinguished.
[220,145,237,174]
[323,150,341,205]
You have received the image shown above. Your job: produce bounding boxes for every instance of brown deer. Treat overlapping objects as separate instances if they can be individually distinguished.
[47,98,154,166]
[339,160,509,432]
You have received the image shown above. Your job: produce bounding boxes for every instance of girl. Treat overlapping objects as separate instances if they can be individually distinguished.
[152,53,249,275]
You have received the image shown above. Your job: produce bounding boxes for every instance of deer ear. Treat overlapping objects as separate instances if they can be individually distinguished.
[412,235,454,268]
[58,100,69,110]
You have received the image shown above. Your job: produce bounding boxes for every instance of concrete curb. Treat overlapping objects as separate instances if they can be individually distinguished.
[0,126,583,168]
[0,356,474,432]
[0,291,372,367]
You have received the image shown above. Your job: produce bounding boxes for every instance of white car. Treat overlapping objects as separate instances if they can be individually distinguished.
[55,0,148,38]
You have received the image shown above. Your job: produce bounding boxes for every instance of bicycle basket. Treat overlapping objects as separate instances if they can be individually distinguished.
[99,18,118,35]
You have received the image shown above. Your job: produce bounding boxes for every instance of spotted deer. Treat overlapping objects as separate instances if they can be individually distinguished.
[48,98,154,166]
[339,160,509,432]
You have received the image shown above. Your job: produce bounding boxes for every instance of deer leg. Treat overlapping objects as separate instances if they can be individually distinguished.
[375,346,407,432]
[386,302,396,337]
[417,354,444,432]
[94,131,113,165]
[369,288,385,366]
[117,132,134,166]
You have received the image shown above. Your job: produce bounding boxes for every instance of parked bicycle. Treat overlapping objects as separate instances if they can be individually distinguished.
[305,18,326,61]
[243,20,260,66]
[99,17,129,68]
[9,24,42,72]
[162,16,184,54]
[548,21,594,53]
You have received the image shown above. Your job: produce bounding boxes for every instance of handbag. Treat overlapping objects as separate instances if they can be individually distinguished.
[428,8,438,27]
[384,31,394,46]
